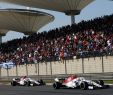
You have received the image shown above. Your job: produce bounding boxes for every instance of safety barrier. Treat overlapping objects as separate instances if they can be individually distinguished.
[0,56,113,79]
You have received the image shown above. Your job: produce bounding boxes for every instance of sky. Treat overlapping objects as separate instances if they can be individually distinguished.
[0,0,113,42]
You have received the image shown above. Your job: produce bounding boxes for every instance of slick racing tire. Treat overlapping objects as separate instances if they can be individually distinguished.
[38,79,46,85]
[26,81,31,86]
[11,81,17,86]
[80,82,88,90]
[53,82,61,89]
[95,80,104,86]
[98,80,104,86]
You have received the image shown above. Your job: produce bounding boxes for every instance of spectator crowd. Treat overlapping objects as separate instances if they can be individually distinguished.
[0,14,113,65]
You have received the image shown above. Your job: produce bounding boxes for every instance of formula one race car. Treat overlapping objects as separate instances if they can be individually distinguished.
[11,76,45,86]
[53,75,109,90]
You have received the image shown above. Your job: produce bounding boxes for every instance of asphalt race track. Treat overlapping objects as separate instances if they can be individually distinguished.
[0,85,113,95]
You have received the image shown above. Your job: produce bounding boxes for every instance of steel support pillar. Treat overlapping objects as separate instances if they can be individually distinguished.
[71,15,75,24]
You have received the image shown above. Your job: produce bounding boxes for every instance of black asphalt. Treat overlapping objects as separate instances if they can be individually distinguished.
[0,85,113,95]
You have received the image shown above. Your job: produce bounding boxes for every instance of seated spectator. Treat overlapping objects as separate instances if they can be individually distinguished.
[0,14,113,64]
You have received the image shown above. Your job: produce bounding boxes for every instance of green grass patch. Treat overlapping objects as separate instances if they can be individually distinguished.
[103,80,113,84]
[0,80,10,84]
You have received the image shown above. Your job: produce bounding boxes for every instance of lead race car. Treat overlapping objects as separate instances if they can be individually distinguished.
[53,75,109,90]
[11,76,45,86]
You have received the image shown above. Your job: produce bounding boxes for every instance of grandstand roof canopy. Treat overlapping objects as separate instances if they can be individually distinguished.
[0,0,94,15]
[0,8,54,35]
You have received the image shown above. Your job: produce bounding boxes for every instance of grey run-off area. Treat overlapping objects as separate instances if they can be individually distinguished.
[0,85,113,95]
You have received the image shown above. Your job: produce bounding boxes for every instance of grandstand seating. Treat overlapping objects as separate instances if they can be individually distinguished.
[0,14,113,65]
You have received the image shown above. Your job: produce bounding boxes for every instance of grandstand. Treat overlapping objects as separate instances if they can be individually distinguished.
[0,13,113,65]
[0,0,113,79]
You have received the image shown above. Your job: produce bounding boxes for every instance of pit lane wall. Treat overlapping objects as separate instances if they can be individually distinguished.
[0,56,113,77]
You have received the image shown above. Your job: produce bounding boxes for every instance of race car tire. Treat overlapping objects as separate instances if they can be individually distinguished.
[26,81,31,86]
[38,79,46,85]
[95,80,104,86]
[11,81,17,86]
[53,82,61,89]
[80,82,88,90]
[98,80,104,86]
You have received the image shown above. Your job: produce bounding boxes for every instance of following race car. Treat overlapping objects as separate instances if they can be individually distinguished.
[53,75,109,90]
[11,76,45,86]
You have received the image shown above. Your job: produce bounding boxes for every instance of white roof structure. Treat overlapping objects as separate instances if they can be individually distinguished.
[0,0,94,15]
[0,8,54,35]
[0,0,94,24]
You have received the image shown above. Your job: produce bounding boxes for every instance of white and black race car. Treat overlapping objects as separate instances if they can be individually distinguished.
[53,75,109,90]
[11,76,45,86]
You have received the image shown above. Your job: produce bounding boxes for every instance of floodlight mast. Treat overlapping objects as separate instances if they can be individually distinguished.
[65,10,80,24]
